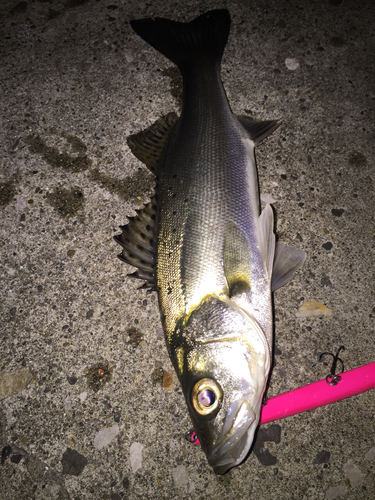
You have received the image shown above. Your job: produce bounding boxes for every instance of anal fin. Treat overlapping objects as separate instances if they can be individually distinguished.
[271,242,306,292]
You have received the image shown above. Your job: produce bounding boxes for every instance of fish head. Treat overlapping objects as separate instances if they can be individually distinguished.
[172,296,271,474]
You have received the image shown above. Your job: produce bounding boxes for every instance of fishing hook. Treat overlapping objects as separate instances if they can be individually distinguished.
[185,430,199,445]
[319,346,345,386]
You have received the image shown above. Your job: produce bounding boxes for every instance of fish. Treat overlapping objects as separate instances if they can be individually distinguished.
[115,9,306,474]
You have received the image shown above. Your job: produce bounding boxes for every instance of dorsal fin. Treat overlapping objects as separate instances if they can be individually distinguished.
[114,195,158,288]
[223,222,251,297]
[237,116,281,146]
[127,112,178,174]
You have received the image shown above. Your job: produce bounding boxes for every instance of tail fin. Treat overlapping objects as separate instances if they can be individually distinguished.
[130,9,231,70]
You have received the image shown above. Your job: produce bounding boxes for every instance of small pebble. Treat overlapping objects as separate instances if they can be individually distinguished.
[296,301,332,318]
[343,459,365,486]
[163,370,174,390]
[285,58,300,70]
[261,193,276,204]
[79,392,87,402]
[365,446,375,461]
[326,485,347,500]
[173,464,188,488]
[94,424,119,450]
[129,442,144,473]
[16,197,27,211]
[125,51,134,63]
[65,395,74,410]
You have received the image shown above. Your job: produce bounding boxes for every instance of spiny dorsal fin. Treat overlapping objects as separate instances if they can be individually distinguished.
[223,222,251,297]
[114,195,158,288]
[237,116,281,146]
[272,242,306,292]
[258,204,276,279]
[127,112,178,174]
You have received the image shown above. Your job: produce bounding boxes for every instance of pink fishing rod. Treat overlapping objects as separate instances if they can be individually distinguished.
[260,360,375,424]
[187,353,375,445]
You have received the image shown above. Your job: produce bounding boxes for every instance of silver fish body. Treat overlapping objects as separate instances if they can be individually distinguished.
[116,9,306,474]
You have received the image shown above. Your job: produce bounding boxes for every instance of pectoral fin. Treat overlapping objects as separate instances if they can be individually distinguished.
[258,204,276,279]
[237,116,281,146]
[127,112,178,174]
[271,242,306,291]
[223,222,251,297]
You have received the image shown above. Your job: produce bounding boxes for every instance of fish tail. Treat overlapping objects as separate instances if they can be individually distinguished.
[130,9,230,71]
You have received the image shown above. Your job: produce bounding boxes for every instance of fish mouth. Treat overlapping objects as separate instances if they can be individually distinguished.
[207,398,257,474]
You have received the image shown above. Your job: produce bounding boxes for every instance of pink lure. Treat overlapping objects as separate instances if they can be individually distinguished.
[188,361,375,445]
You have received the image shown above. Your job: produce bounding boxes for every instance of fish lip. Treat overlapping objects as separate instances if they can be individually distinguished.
[207,398,257,474]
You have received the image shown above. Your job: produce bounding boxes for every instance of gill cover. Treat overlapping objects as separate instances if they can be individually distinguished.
[172,296,270,474]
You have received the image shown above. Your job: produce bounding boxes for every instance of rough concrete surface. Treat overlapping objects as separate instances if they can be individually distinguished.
[0,0,374,498]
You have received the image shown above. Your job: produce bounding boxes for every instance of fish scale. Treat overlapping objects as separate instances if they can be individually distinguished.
[161,108,252,316]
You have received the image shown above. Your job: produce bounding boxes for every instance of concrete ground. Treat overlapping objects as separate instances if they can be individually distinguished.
[1,0,374,499]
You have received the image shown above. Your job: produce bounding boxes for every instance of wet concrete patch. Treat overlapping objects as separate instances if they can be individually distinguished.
[45,186,84,218]
[65,0,91,9]
[126,327,144,347]
[253,424,281,466]
[9,1,28,15]
[348,151,367,167]
[88,167,154,202]
[0,181,16,206]
[84,361,113,392]
[1,445,12,465]
[162,66,183,106]
[24,135,91,173]
[63,133,88,155]
[151,362,164,386]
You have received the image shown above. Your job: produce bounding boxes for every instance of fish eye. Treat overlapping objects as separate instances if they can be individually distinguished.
[191,378,222,416]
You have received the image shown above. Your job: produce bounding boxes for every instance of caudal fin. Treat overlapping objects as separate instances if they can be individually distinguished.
[130,9,231,71]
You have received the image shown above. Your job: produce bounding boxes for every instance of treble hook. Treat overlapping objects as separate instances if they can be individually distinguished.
[319,346,345,385]
[185,430,199,445]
